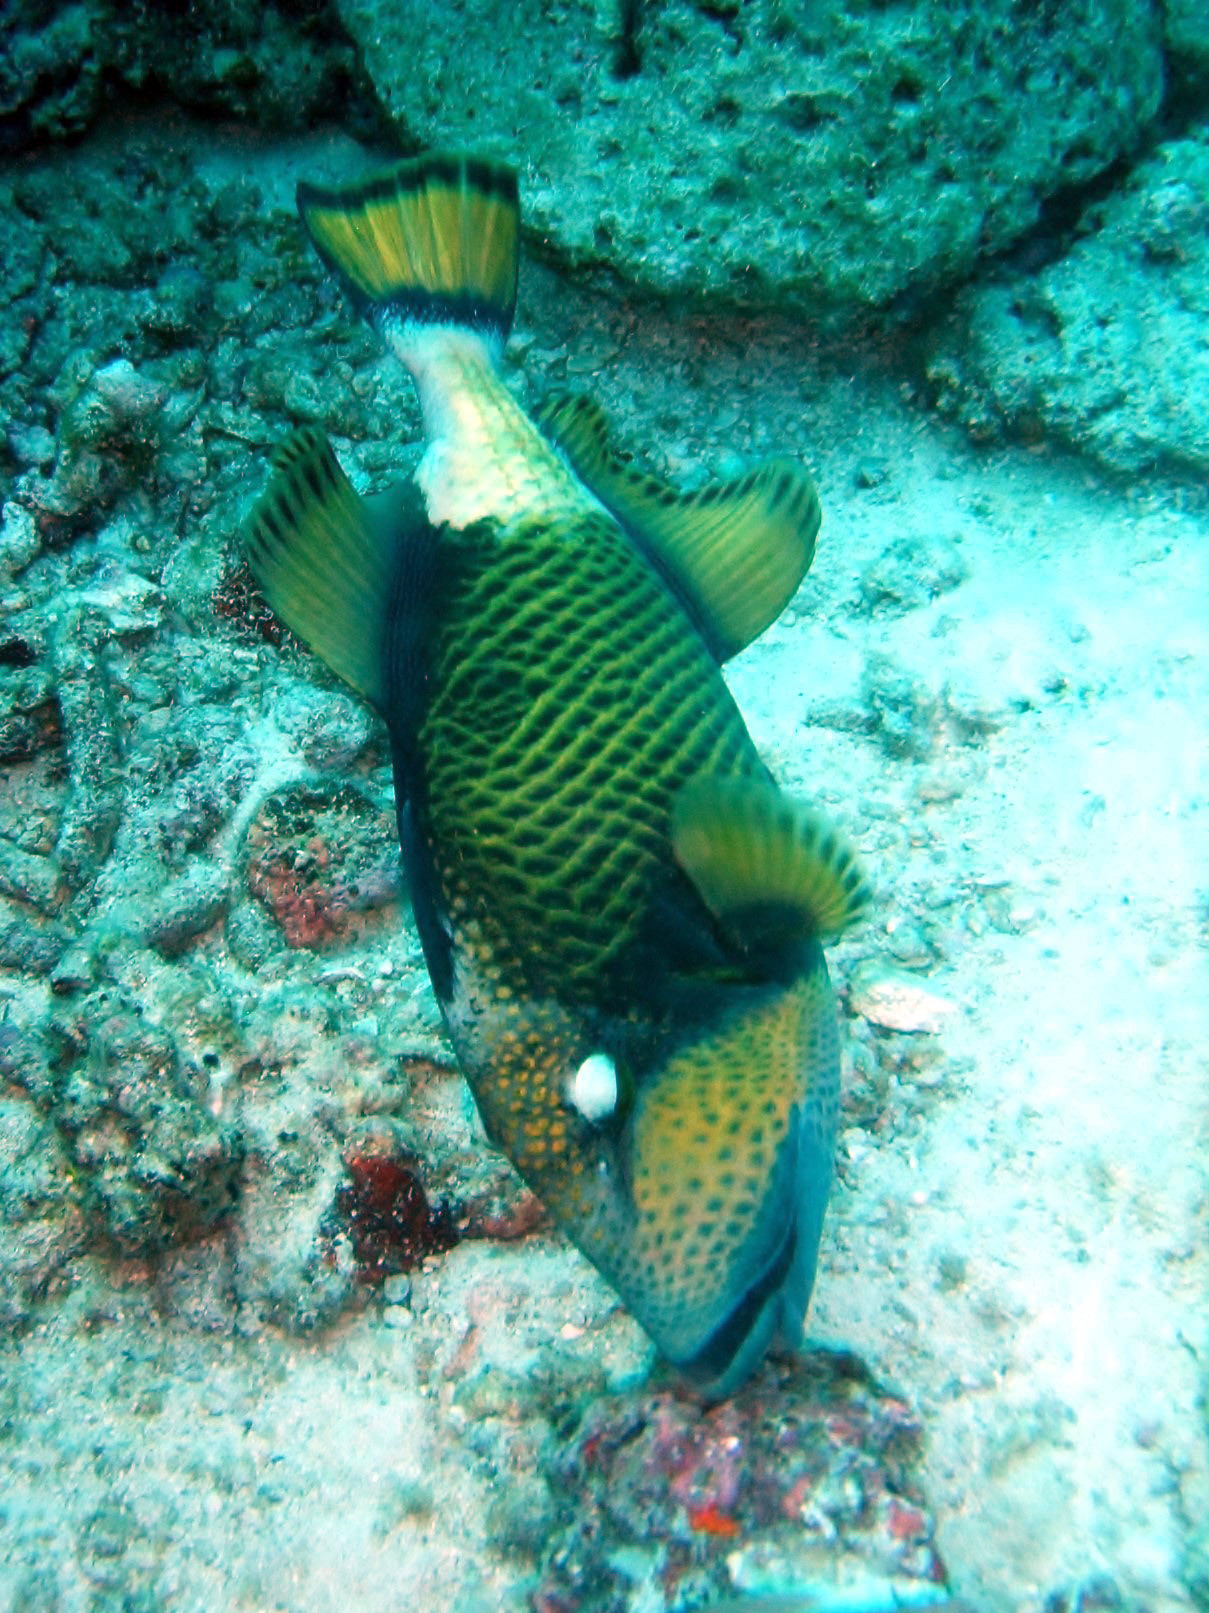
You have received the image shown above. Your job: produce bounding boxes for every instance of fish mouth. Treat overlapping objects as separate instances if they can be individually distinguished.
[675,1215,798,1395]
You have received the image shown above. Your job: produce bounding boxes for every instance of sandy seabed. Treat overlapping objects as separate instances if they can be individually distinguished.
[0,121,1206,1613]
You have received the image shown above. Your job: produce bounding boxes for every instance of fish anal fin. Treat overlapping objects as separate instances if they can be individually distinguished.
[672,775,872,960]
[537,392,821,660]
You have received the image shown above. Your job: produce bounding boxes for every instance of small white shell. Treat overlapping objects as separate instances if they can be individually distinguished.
[566,1052,618,1122]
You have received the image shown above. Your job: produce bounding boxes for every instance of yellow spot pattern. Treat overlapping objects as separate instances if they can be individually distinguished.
[625,964,837,1352]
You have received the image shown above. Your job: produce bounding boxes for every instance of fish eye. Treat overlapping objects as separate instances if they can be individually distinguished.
[565,1051,618,1123]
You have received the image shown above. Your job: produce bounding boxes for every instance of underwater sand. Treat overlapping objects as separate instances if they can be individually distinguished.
[0,121,1206,1613]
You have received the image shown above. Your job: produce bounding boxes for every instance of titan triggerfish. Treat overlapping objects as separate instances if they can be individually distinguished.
[243,151,871,1395]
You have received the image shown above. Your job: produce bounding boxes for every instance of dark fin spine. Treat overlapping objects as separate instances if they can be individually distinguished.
[297,152,520,342]
[394,789,454,1004]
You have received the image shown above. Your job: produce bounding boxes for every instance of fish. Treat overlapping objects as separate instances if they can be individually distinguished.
[242,150,871,1395]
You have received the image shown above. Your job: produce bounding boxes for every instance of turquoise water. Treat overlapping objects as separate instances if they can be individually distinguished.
[0,9,1206,1612]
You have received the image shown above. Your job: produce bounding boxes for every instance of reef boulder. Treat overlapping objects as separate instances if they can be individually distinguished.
[336,0,1165,322]
[924,128,1209,475]
[0,0,376,150]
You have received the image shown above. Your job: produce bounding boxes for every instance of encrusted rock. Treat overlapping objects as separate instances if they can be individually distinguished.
[30,988,243,1256]
[0,1032,87,1327]
[925,129,1209,475]
[535,1351,944,1611]
[0,0,379,153]
[49,612,123,890]
[141,857,231,957]
[244,780,403,950]
[337,0,1163,322]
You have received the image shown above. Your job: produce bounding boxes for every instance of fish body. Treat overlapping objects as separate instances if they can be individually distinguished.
[245,153,870,1393]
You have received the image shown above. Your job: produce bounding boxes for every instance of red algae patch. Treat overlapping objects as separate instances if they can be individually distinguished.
[245,783,402,949]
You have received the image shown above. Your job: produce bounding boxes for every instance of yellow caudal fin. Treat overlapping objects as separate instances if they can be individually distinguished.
[536,393,821,660]
[296,152,519,341]
[672,775,871,961]
[243,427,430,709]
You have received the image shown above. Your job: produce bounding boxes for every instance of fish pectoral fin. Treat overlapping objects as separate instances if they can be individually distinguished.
[244,426,429,710]
[671,775,872,961]
[536,392,820,660]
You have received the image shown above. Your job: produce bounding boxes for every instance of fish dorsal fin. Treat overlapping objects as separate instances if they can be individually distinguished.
[536,393,821,661]
[297,152,519,341]
[243,426,423,710]
[672,775,871,959]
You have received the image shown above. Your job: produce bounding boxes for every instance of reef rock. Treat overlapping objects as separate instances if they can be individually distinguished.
[0,0,375,151]
[1166,0,1209,97]
[924,128,1209,475]
[336,0,1164,321]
